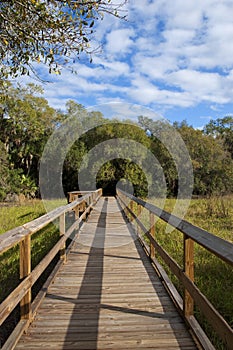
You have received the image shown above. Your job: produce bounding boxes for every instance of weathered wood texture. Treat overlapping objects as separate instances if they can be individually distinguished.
[14,197,198,350]
[116,189,233,350]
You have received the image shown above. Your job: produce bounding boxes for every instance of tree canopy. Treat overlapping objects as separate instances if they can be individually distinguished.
[0,85,233,199]
[204,116,233,158]
[0,0,127,78]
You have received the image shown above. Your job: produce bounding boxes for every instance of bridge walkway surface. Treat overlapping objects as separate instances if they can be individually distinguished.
[15,196,198,350]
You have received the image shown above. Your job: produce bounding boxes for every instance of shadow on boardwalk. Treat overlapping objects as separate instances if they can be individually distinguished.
[15,197,197,349]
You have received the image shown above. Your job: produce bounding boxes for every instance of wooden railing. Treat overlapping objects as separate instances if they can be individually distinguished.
[117,188,233,350]
[0,189,102,350]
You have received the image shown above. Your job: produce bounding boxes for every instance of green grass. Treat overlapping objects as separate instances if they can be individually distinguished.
[0,200,46,235]
[0,199,67,303]
[138,195,233,350]
[0,199,68,235]
[0,197,232,349]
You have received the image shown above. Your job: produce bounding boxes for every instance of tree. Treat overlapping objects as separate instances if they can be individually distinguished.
[62,109,154,197]
[0,0,127,78]
[0,140,9,199]
[178,124,233,195]
[138,116,193,198]
[204,116,233,158]
[0,81,61,195]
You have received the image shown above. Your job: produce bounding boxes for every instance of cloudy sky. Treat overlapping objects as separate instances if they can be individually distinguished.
[18,0,233,128]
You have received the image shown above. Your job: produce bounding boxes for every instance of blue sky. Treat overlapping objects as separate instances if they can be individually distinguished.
[17,0,233,129]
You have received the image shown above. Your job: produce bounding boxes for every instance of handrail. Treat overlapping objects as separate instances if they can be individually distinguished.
[116,188,233,350]
[0,189,102,348]
[117,190,233,265]
[0,190,101,255]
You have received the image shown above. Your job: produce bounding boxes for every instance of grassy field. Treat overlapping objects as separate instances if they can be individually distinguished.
[0,196,232,349]
[139,195,233,350]
[0,200,67,303]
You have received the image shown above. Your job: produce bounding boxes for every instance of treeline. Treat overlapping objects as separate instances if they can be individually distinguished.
[0,82,233,200]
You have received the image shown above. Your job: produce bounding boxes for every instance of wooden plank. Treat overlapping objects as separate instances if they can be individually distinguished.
[117,189,233,265]
[0,234,65,326]
[149,212,155,259]
[14,197,198,350]
[59,212,66,262]
[117,190,233,348]
[1,320,29,350]
[188,316,216,350]
[20,235,32,320]
[150,256,183,313]
[14,341,200,350]
[31,259,64,316]
[0,277,31,326]
[0,190,101,254]
[137,203,142,236]
[183,235,194,317]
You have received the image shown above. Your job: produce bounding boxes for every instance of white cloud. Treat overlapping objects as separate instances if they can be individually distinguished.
[88,101,163,122]
[105,28,135,56]
[129,74,195,107]
[133,54,178,80]
[93,57,130,77]
[14,0,233,124]
[163,29,196,46]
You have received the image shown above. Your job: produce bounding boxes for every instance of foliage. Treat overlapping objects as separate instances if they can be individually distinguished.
[0,0,127,78]
[0,141,8,197]
[177,124,233,195]
[139,195,233,350]
[0,196,232,350]
[204,116,233,158]
[1,90,233,199]
[0,81,61,197]
[63,117,153,196]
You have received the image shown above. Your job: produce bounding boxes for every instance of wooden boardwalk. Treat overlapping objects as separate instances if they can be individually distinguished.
[15,197,198,350]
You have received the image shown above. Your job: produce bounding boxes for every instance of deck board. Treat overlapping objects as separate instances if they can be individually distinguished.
[15,197,198,350]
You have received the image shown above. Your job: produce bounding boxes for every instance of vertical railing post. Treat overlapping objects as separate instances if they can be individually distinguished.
[130,201,134,221]
[122,194,126,216]
[74,203,80,220]
[125,195,129,219]
[82,200,87,221]
[59,212,66,262]
[137,203,141,236]
[149,212,155,259]
[20,235,32,320]
[123,195,130,221]
[86,196,90,216]
[183,234,194,318]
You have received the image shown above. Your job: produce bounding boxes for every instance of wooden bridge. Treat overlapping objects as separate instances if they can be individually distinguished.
[0,189,232,350]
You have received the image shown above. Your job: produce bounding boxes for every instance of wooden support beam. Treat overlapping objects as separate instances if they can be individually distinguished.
[59,213,66,262]
[130,201,134,221]
[137,203,141,236]
[74,204,80,220]
[20,235,32,320]
[184,234,194,317]
[149,212,155,259]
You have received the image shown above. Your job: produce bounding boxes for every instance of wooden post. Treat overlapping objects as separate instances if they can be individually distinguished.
[123,195,127,217]
[130,201,134,221]
[20,235,32,320]
[137,203,141,236]
[149,212,155,259]
[74,204,80,220]
[183,235,194,318]
[125,196,129,218]
[59,213,66,262]
[82,201,87,221]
